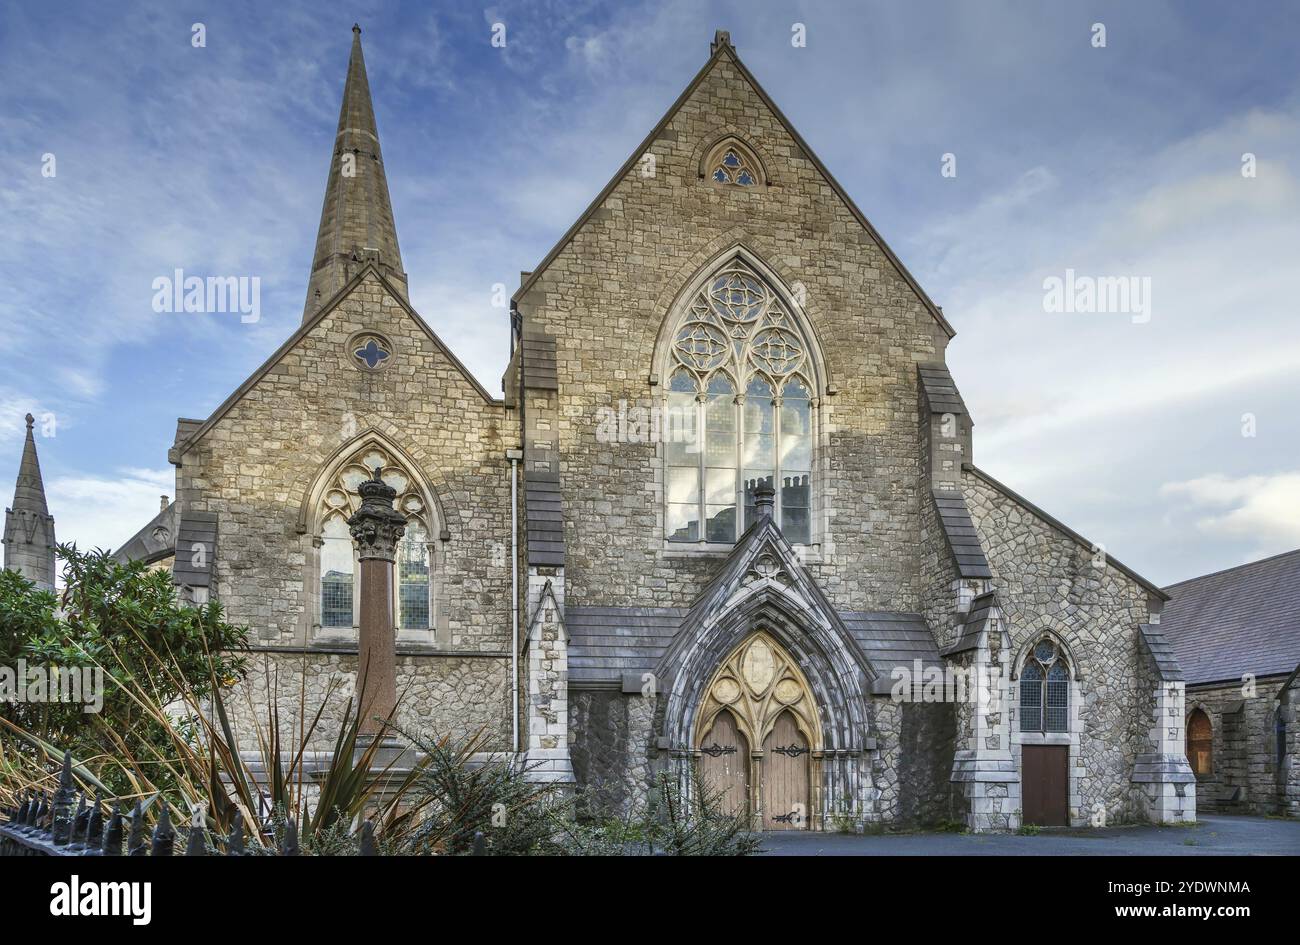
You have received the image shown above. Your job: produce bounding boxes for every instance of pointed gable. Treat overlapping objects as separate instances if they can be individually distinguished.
[174,266,499,459]
[658,513,871,679]
[513,30,954,341]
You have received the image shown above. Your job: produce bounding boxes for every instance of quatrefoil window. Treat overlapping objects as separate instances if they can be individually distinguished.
[349,332,394,372]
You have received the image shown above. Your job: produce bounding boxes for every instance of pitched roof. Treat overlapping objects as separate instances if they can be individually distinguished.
[112,500,176,566]
[1159,548,1300,685]
[567,606,686,686]
[302,25,407,321]
[841,611,943,679]
[511,32,955,340]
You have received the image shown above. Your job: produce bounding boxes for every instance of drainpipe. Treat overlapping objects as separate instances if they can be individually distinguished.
[507,448,523,755]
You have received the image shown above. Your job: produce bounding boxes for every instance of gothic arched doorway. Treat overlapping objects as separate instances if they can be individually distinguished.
[694,631,820,830]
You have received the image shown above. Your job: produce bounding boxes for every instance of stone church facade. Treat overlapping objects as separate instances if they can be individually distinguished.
[8,27,1205,831]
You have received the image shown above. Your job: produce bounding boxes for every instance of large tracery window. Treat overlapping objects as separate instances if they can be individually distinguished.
[1019,639,1070,733]
[665,259,815,544]
[314,444,435,633]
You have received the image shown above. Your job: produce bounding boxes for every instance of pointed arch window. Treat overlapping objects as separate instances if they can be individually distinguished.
[705,140,764,187]
[312,443,436,634]
[664,259,817,544]
[320,514,355,628]
[1020,639,1070,733]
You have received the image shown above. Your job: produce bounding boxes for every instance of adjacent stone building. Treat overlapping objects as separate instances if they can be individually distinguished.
[88,26,1202,830]
[1160,550,1300,818]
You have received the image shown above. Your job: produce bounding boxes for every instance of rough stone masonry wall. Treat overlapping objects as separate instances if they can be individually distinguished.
[515,53,948,618]
[177,272,515,748]
[964,473,1156,826]
[221,650,509,750]
[569,691,656,817]
[1187,675,1289,815]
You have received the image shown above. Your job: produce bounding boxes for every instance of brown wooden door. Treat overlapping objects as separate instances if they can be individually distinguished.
[1022,745,1069,826]
[699,710,749,819]
[762,711,810,829]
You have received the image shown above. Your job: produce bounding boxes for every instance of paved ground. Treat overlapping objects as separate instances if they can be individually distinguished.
[757,815,1300,856]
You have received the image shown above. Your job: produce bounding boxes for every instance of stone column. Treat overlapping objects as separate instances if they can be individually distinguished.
[348,468,406,736]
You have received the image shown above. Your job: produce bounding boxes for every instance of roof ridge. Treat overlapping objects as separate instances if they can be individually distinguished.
[1163,546,1300,590]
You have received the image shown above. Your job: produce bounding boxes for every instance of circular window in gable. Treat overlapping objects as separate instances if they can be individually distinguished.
[347,331,395,372]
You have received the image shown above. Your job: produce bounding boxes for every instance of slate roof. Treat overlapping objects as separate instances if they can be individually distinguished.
[840,611,944,677]
[917,362,968,416]
[568,607,941,687]
[113,501,177,566]
[932,489,992,579]
[1138,625,1184,682]
[171,512,218,588]
[567,606,686,686]
[520,326,558,390]
[1159,548,1300,685]
[524,471,564,567]
[943,590,998,657]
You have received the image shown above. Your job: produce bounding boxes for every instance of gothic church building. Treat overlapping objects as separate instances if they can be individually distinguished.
[18,28,1201,831]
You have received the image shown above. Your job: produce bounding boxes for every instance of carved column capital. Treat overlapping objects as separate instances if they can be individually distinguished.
[347,467,407,561]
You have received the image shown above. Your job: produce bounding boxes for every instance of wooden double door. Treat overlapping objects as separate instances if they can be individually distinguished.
[1021,745,1069,826]
[699,707,811,829]
[695,632,820,830]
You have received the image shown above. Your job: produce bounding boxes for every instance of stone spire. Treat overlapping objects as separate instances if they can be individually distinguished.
[3,413,56,590]
[302,24,408,322]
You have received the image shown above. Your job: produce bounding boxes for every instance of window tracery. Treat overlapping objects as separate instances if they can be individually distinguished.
[665,259,815,543]
[314,443,434,631]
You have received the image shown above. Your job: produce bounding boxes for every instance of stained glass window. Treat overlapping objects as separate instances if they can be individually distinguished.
[1019,663,1042,733]
[708,144,761,187]
[320,514,354,628]
[398,522,431,630]
[666,259,815,543]
[315,442,435,632]
[351,334,392,370]
[1020,640,1071,733]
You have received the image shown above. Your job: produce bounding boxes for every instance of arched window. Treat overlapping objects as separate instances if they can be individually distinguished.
[1187,708,1212,775]
[1019,639,1070,733]
[320,514,354,628]
[397,521,431,630]
[664,259,817,544]
[312,443,436,634]
[704,139,764,187]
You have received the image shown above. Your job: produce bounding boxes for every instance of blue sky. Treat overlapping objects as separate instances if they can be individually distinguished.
[2,0,1298,585]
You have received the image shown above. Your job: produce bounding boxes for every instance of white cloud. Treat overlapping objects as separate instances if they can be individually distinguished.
[45,467,174,555]
[1159,472,1300,552]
